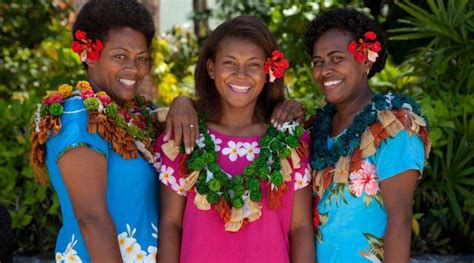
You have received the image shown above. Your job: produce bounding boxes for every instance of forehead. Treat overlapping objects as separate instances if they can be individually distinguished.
[105,27,148,50]
[313,29,354,56]
[216,37,266,59]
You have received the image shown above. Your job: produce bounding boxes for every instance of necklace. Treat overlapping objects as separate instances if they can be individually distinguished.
[310,93,423,172]
[31,81,157,182]
[187,114,304,209]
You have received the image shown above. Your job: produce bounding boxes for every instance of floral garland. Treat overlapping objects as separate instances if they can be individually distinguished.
[184,115,305,231]
[30,81,157,183]
[310,93,425,172]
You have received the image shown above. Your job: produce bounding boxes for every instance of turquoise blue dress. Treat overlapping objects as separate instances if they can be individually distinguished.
[316,130,425,262]
[45,96,159,262]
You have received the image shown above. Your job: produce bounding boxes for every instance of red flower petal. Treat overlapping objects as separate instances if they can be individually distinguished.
[71,41,83,53]
[371,41,381,53]
[94,39,103,52]
[75,30,87,40]
[347,41,358,53]
[88,51,100,61]
[355,52,365,62]
[272,50,283,59]
[364,31,376,40]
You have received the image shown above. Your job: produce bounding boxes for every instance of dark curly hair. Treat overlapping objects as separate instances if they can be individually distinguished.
[73,0,155,58]
[305,8,387,78]
[195,16,285,123]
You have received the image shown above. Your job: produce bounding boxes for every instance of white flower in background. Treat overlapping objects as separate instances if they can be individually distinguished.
[222,141,242,162]
[239,142,260,161]
[159,165,176,186]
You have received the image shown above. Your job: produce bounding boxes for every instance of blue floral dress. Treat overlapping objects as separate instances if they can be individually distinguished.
[45,97,159,262]
[315,130,425,262]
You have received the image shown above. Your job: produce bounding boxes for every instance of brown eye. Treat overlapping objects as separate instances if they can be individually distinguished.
[312,60,323,67]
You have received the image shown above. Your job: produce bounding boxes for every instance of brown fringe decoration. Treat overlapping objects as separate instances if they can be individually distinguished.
[216,197,232,223]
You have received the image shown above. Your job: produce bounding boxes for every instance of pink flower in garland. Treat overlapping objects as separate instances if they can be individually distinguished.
[97,95,111,106]
[81,89,95,100]
[349,160,379,197]
[43,93,63,105]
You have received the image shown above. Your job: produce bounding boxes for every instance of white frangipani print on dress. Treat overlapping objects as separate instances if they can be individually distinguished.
[159,165,176,186]
[55,234,82,263]
[294,167,311,190]
[118,224,158,263]
[221,141,242,162]
[197,133,222,151]
[239,142,260,161]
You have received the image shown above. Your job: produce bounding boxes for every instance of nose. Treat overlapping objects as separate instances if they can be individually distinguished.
[235,65,247,78]
[320,63,333,78]
[123,58,139,74]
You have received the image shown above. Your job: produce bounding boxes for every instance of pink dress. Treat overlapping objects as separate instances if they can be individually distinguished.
[155,128,311,263]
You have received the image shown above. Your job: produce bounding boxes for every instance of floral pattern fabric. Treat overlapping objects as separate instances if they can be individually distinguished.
[155,128,311,263]
[46,97,159,262]
[316,130,425,262]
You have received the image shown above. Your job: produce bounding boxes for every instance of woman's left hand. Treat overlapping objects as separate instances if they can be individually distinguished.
[165,96,198,154]
[271,99,304,128]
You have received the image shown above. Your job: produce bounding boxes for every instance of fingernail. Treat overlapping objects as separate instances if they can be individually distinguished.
[271,119,275,125]
[191,146,194,152]
[186,147,191,154]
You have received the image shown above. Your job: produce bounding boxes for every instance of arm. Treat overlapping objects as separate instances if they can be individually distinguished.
[271,99,305,128]
[58,147,122,262]
[380,169,419,263]
[157,185,186,263]
[290,186,316,263]
[165,96,198,154]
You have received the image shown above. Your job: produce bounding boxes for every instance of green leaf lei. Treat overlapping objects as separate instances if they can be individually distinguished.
[310,93,425,171]
[186,115,304,208]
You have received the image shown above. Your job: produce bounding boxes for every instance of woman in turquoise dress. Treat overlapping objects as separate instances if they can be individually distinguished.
[29,0,200,262]
[304,8,431,262]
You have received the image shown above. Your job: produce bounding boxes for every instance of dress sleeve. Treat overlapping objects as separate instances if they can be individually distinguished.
[291,131,312,191]
[46,97,109,162]
[154,133,188,196]
[372,129,425,181]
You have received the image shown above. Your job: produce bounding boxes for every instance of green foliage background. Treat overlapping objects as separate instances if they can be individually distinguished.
[0,0,472,257]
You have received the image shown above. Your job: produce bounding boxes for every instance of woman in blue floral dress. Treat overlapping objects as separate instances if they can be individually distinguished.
[29,1,200,262]
[305,8,431,263]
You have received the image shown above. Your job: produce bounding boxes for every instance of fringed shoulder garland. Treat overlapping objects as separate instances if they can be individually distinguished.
[310,92,431,198]
[30,81,159,183]
[160,116,309,232]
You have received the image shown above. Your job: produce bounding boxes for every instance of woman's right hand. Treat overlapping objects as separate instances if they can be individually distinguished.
[164,96,199,154]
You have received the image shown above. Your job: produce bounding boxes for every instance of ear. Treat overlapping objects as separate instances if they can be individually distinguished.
[206,59,215,79]
[85,59,98,69]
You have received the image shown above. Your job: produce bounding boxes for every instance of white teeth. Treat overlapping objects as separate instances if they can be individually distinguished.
[323,80,342,87]
[229,84,251,92]
[118,78,136,86]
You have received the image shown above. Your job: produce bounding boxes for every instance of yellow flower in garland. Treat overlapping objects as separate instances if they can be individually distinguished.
[58,84,73,97]
[76,80,92,90]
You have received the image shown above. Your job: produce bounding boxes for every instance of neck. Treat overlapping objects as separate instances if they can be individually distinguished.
[335,86,373,120]
[208,102,266,137]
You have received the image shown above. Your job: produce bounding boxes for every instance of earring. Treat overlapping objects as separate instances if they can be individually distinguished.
[209,73,214,79]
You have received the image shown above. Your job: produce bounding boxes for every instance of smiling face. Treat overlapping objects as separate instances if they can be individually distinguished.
[311,29,371,104]
[87,27,150,103]
[207,37,267,113]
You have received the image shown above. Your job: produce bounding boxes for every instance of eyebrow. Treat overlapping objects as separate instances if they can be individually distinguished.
[109,48,149,54]
[222,55,263,60]
[312,50,344,59]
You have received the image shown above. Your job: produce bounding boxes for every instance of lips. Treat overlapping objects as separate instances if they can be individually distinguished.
[229,84,251,93]
[322,79,342,89]
[117,78,137,89]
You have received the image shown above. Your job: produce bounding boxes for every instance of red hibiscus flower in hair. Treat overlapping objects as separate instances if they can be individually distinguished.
[71,30,103,62]
[347,31,381,63]
[264,50,289,83]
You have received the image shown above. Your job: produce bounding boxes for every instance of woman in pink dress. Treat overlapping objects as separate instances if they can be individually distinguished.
[155,16,315,263]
